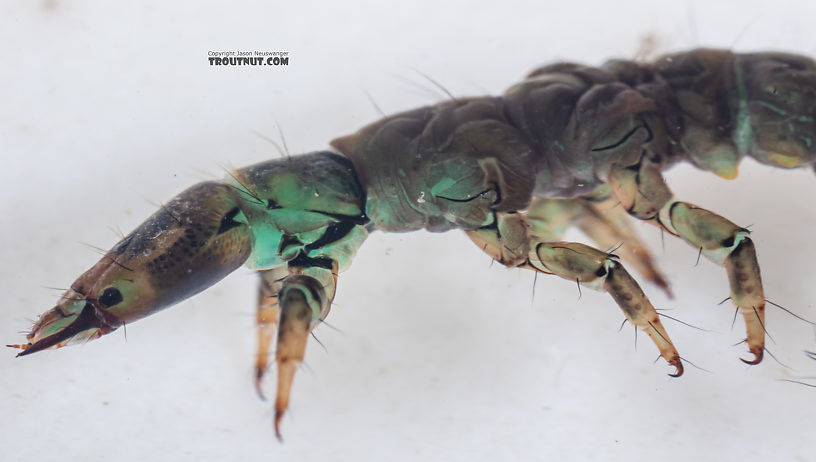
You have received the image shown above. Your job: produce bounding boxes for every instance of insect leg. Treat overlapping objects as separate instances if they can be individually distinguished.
[608,154,765,364]
[266,225,367,438]
[254,267,288,399]
[526,195,672,297]
[466,213,683,376]
[272,265,337,440]
[574,196,672,298]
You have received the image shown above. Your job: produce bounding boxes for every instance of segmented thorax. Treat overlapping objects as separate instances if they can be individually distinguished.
[332,98,537,232]
[502,62,665,197]
[228,153,367,269]
[332,65,668,234]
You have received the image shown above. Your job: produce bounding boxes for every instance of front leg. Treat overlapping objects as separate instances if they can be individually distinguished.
[271,265,336,440]
[253,228,367,439]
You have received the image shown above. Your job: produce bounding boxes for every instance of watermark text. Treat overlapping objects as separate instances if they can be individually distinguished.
[207,51,290,66]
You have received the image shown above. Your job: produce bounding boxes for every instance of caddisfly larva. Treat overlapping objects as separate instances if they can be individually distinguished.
[11,48,816,437]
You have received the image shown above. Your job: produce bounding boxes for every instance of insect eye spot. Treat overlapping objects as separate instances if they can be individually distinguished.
[98,287,123,307]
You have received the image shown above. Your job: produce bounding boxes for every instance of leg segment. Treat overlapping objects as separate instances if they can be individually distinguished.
[575,195,673,297]
[534,242,682,376]
[255,265,340,403]
[466,213,683,376]
[273,268,336,439]
[254,225,367,438]
[255,267,288,399]
[526,194,672,297]
[255,263,339,440]
[608,154,766,364]
[662,203,765,364]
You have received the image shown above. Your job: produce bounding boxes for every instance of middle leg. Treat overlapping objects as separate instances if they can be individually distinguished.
[467,213,683,376]
[527,192,673,297]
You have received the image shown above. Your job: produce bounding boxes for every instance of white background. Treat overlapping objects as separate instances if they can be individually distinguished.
[2,1,816,460]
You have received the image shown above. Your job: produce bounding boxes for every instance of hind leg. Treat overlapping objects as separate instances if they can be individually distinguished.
[608,153,765,364]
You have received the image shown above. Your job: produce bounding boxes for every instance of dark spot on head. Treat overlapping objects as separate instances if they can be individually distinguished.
[98,287,123,307]
[594,266,607,278]
[722,236,735,248]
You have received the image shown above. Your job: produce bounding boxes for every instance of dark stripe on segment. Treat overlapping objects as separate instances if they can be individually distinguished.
[605,261,621,282]
[436,188,493,203]
[668,201,682,227]
[722,228,750,249]
[217,207,243,235]
[305,221,357,252]
[729,238,747,258]
[492,182,502,206]
[476,210,500,232]
[278,234,303,255]
[591,124,651,152]
[305,284,323,309]
[288,251,334,270]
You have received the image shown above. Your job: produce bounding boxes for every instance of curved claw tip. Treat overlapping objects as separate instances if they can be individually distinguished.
[668,357,684,378]
[254,374,267,401]
[740,347,764,365]
[274,411,284,443]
